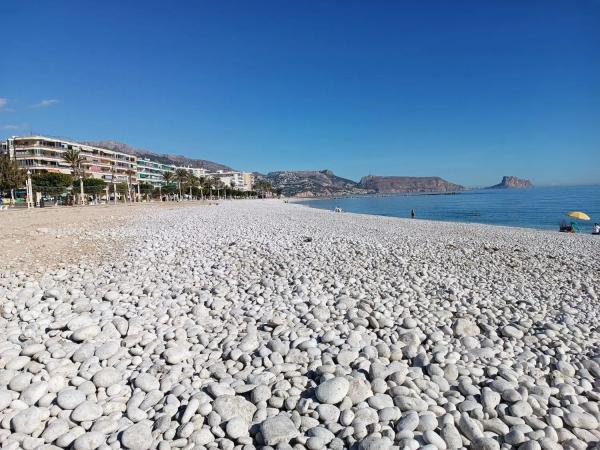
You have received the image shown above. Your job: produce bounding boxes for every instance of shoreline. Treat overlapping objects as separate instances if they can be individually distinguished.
[287,183,600,201]
[290,187,600,234]
[284,199,599,252]
[291,199,594,236]
[288,190,464,201]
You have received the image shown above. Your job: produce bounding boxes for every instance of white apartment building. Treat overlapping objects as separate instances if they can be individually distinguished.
[137,158,176,186]
[242,172,255,191]
[2,135,255,191]
[212,170,254,191]
[6,136,137,183]
[182,166,209,178]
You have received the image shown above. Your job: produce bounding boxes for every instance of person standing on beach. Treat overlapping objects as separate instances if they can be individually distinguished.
[411,209,416,218]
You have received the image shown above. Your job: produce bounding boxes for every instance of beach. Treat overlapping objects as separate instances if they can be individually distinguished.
[0,202,213,273]
[0,200,599,449]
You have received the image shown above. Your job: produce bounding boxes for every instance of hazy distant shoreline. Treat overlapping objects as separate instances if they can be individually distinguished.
[290,190,464,201]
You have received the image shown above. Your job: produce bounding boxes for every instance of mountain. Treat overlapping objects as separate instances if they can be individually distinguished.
[487,176,533,189]
[259,171,464,197]
[85,140,233,172]
[358,176,463,193]
[259,170,365,197]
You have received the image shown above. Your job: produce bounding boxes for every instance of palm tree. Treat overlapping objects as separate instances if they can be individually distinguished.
[174,168,189,199]
[162,171,174,185]
[202,176,214,200]
[209,176,220,199]
[63,148,85,178]
[63,148,87,204]
[212,177,227,200]
[0,154,26,203]
[198,176,205,200]
[125,169,136,202]
[110,167,118,204]
[161,171,175,201]
[254,180,273,198]
[186,174,199,199]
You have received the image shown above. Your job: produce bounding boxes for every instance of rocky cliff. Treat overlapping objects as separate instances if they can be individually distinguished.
[487,176,533,189]
[358,176,463,193]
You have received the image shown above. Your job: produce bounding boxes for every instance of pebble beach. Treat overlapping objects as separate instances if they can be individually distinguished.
[1,200,599,450]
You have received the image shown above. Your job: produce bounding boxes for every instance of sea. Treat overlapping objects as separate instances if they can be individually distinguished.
[302,185,600,232]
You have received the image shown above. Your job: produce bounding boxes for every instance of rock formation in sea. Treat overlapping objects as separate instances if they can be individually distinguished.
[487,176,533,189]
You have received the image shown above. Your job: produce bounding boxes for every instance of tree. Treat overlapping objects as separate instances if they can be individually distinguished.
[63,148,85,178]
[71,177,107,203]
[197,176,206,199]
[162,171,174,185]
[160,171,175,200]
[186,174,199,198]
[125,169,136,184]
[0,154,26,200]
[254,180,273,198]
[32,172,73,196]
[136,182,154,200]
[63,149,86,204]
[125,169,137,202]
[109,167,119,203]
[77,177,106,191]
[138,182,154,193]
[160,184,178,195]
[174,168,189,199]
[212,177,226,199]
[202,176,214,199]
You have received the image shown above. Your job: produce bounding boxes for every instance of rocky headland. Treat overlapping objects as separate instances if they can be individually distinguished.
[487,176,533,189]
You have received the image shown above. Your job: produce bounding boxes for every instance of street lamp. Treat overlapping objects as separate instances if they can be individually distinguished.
[79,175,84,205]
[113,178,117,205]
[26,170,33,209]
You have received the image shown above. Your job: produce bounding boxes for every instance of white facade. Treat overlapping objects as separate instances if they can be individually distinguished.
[182,166,208,178]
[7,136,136,183]
[3,135,255,191]
[212,171,254,191]
[137,158,175,186]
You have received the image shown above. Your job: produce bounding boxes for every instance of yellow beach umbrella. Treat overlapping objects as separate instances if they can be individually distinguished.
[567,211,591,221]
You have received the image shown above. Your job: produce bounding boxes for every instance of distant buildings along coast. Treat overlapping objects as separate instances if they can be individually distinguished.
[1,135,254,190]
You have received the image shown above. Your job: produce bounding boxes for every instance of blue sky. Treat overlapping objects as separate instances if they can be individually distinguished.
[1,0,598,186]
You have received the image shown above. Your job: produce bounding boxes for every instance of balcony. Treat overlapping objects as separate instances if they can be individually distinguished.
[16,154,66,163]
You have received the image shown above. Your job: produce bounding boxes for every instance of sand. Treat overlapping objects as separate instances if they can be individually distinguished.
[0,201,214,273]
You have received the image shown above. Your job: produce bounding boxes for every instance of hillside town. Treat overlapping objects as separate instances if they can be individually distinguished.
[0,135,257,206]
